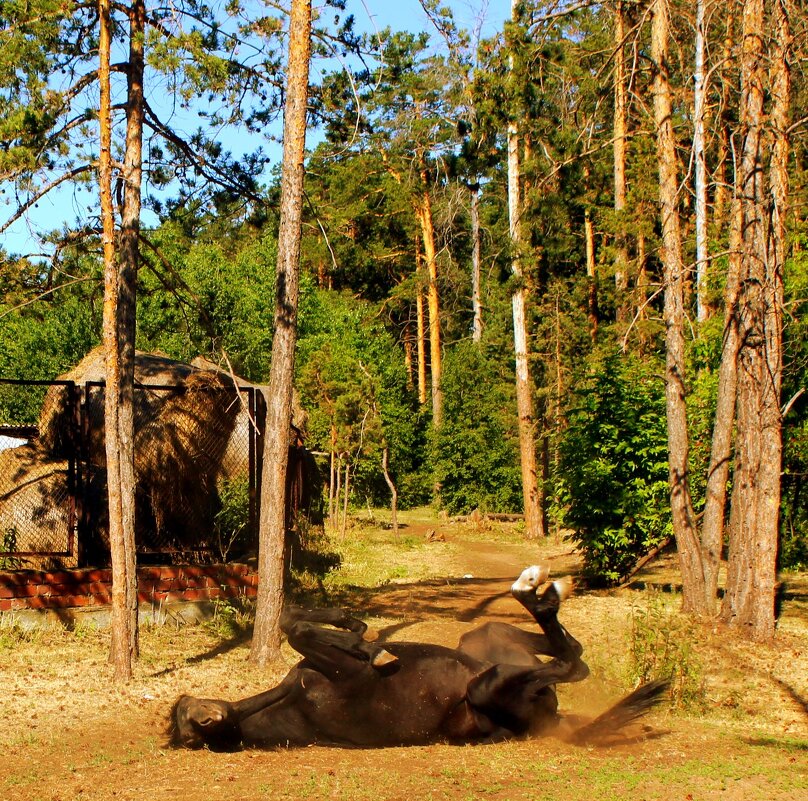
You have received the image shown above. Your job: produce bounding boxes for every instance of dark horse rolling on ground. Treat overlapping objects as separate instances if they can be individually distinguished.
[169,566,668,750]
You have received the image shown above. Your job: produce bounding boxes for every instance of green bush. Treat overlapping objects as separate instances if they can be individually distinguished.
[780,248,808,569]
[297,290,428,509]
[556,349,671,584]
[628,591,705,712]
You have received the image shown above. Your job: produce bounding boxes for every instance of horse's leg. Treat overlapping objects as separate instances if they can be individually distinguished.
[510,566,588,682]
[281,606,398,681]
[458,621,557,666]
[284,604,380,641]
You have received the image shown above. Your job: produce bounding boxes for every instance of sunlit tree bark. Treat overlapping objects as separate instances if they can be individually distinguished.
[414,179,443,427]
[722,0,790,641]
[101,0,142,681]
[613,0,629,321]
[250,0,312,666]
[651,0,711,613]
[507,0,544,539]
[693,0,709,322]
[470,184,483,343]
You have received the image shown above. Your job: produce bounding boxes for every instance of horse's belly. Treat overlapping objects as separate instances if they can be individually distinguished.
[241,646,482,748]
[307,656,476,746]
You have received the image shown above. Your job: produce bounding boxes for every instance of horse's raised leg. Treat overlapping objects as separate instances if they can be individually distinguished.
[510,565,588,682]
[283,605,380,641]
[281,605,398,681]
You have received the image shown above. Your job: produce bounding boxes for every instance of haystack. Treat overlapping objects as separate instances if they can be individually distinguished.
[29,350,262,559]
[38,346,198,462]
[4,348,314,565]
[133,369,241,551]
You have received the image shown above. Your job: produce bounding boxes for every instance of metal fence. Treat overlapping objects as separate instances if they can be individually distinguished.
[0,377,311,568]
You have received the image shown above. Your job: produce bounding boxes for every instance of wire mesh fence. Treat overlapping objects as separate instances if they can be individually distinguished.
[0,375,306,569]
[0,380,79,565]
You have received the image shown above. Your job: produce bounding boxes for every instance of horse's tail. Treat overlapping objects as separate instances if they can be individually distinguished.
[570,679,670,745]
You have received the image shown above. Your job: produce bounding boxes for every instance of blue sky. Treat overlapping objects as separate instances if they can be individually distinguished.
[362,0,507,39]
[3,1,509,257]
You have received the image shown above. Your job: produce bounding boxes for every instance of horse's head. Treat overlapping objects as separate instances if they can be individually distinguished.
[168,695,241,751]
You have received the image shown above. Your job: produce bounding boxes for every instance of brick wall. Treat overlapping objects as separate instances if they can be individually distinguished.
[0,564,258,612]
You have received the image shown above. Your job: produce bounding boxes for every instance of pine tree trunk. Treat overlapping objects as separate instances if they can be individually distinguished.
[328,422,337,526]
[508,0,544,539]
[333,453,342,531]
[651,0,710,614]
[584,164,598,342]
[382,447,398,534]
[722,0,788,641]
[698,201,742,609]
[251,0,312,666]
[99,0,131,683]
[100,0,140,681]
[341,462,350,536]
[694,0,710,322]
[328,448,335,525]
[118,0,145,662]
[508,153,543,539]
[414,183,443,427]
[470,184,483,343]
[415,237,428,406]
[585,208,598,342]
[403,321,414,390]
[613,0,630,320]
[714,13,736,224]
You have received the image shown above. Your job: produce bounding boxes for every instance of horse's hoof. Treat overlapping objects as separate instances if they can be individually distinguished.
[553,576,574,602]
[371,649,399,668]
[363,627,380,643]
[511,565,550,594]
[534,576,573,616]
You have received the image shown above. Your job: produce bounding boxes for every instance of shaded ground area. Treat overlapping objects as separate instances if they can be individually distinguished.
[1,514,806,801]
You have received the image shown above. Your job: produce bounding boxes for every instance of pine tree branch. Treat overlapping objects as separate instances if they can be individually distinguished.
[141,99,265,203]
[0,165,95,236]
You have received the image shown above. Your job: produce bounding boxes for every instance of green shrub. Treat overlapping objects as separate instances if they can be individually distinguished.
[213,477,250,562]
[556,349,671,584]
[628,591,705,712]
[203,597,255,640]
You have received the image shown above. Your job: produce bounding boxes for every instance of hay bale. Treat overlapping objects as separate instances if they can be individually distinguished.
[20,348,312,560]
[41,348,202,458]
[133,370,242,549]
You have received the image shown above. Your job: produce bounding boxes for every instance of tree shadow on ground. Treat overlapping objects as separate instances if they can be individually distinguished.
[150,569,589,677]
[148,623,253,678]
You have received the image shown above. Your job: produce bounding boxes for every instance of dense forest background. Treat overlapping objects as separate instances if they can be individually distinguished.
[1,0,806,597]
